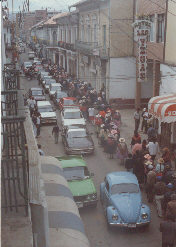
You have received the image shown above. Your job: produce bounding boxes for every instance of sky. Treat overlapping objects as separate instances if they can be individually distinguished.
[6,0,79,12]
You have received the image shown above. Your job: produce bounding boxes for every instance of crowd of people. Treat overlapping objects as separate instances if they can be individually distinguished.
[24,55,176,245]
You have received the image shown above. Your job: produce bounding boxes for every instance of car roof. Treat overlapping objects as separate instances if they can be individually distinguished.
[31,87,43,91]
[56,155,87,168]
[64,108,81,113]
[41,71,49,75]
[50,83,61,87]
[67,128,85,133]
[37,101,51,107]
[66,124,86,129]
[24,61,32,64]
[107,172,138,186]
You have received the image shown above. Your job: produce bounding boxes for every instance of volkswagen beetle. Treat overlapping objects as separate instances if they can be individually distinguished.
[100,172,150,229]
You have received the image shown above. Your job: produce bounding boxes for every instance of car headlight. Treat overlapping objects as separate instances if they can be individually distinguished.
[141,213,148,219]
[112,214,118,221]
[86,195,91,200]
[91,193,97,199]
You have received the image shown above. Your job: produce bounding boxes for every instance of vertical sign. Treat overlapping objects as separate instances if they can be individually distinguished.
[133,17,151,82]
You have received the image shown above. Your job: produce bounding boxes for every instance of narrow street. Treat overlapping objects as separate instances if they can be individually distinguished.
[20,50,162,247]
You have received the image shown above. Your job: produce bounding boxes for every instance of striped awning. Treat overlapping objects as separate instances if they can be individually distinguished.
[148,94,176,123]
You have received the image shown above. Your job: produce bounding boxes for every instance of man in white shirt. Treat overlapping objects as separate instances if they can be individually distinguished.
[146,138,160,161]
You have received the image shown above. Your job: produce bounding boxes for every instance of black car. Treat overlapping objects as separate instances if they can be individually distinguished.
[53,90,68,106]
[28,87,46,101]
[62,126,94,155]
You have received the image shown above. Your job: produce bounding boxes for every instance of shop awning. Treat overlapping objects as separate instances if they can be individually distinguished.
[148,94,176,123]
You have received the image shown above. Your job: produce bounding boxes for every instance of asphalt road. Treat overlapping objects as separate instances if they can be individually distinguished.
[20,49,162,247]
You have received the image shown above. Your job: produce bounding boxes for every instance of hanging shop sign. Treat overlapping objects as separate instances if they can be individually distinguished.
[132,17,151,82]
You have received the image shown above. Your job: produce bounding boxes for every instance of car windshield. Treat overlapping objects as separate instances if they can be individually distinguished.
[68,129,87,138]
[111,183,139,195]
[24,62,32,66]
[38,107,53,113]
[32,90,43,96]
[63,99,76,105]
[46,80,56,85]
[51,86,61,91]
[64,111,82,119]
[63,166,89,180]
[56,92,67,98]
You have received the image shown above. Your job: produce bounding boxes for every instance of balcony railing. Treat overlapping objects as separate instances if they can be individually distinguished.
[58,41,76,51]
[75,40,98,55]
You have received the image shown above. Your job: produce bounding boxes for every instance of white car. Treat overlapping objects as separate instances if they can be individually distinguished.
[61,108,86,128]
[37,101,57,125]
[44,79,56,93]
[41,75,52,87]
[28,51,35,60]
[48,83,62,99]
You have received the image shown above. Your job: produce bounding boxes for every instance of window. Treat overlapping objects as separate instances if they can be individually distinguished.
[103,25,106,49]
[148,15,155,42]
[81,26,85,41]
[87,25,91,42]
[157,14,164,42]
[94,24,97,42]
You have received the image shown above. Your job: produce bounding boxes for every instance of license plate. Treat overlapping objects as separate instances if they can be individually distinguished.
[77,202,83,208]
[128,224,136,228]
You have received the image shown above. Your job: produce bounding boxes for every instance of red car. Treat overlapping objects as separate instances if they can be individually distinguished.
[59,97,79,111]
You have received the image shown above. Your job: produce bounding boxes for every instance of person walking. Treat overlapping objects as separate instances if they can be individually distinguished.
[134,108,140,132]
[146,137,160,161]
[166,194,176,222]
[145,164,156,202]
[154,176,166,217]
[88,107,95,124]
[160,217,176,247]
[141,108,149,133]
[37,144,45,156]
[52,124,60,144]
[36,113,41,137]
[147,124,157,141]
[117,138,128,166]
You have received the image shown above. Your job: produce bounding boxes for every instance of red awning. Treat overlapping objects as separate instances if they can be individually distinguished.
[148,94,176,123]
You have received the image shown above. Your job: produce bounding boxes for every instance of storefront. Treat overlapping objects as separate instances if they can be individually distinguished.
[148,94,176,148]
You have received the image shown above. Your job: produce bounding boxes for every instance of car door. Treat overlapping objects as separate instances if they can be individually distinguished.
[104,179,110,207]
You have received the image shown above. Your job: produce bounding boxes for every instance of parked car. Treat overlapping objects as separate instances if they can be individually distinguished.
[48,83,62,99]
[28,87,46,101]
[59,97,79,111]
[22,61,32,74]
[38,71,49,84]
[37,101,57,125]
[28,51,35,60]
[56,155,97,208]
[62,126,94,155]
[53,91,68,106]
[44,79,57,93]
[100,172,151,229]
[61,108,86,128]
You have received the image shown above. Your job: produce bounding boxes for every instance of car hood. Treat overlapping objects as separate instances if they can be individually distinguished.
[63,118,86,126]
[111,193,141,223]
[67,137,93,149]
[68,178,96,196]
[40,112,56,118]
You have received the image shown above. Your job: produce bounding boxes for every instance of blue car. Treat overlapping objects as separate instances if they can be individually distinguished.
[100,171,150,228]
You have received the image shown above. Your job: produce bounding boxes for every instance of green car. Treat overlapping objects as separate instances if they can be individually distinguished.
[56,155,98,208]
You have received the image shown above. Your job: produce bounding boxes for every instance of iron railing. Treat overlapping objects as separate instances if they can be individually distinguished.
[1,64,29,215]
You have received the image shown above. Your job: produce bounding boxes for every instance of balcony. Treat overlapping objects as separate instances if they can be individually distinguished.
[75,40,98,55]
[58,41,76,52]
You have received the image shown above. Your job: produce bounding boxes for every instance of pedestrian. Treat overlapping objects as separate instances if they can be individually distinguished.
[146,137,160,161]
[147,124,157,141]
[141,108,149,133]
[29,96,36,116]
[155,158,165,177]
[133,150,145,184]
[125,153,134,173]
[36,113,41,137]
[145,164,156,202]
[117,138,128,166]
[163,183,175,215]
[134,108,140,132]
[88,107,95,124]
[52,124,60,144]
[37,144,45,156]
[160,217,176,247]
[106,135,117,159]
[166,194,176,222]
[131,130,141,149]
[154,176,166,217]
[162,147,172,169]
